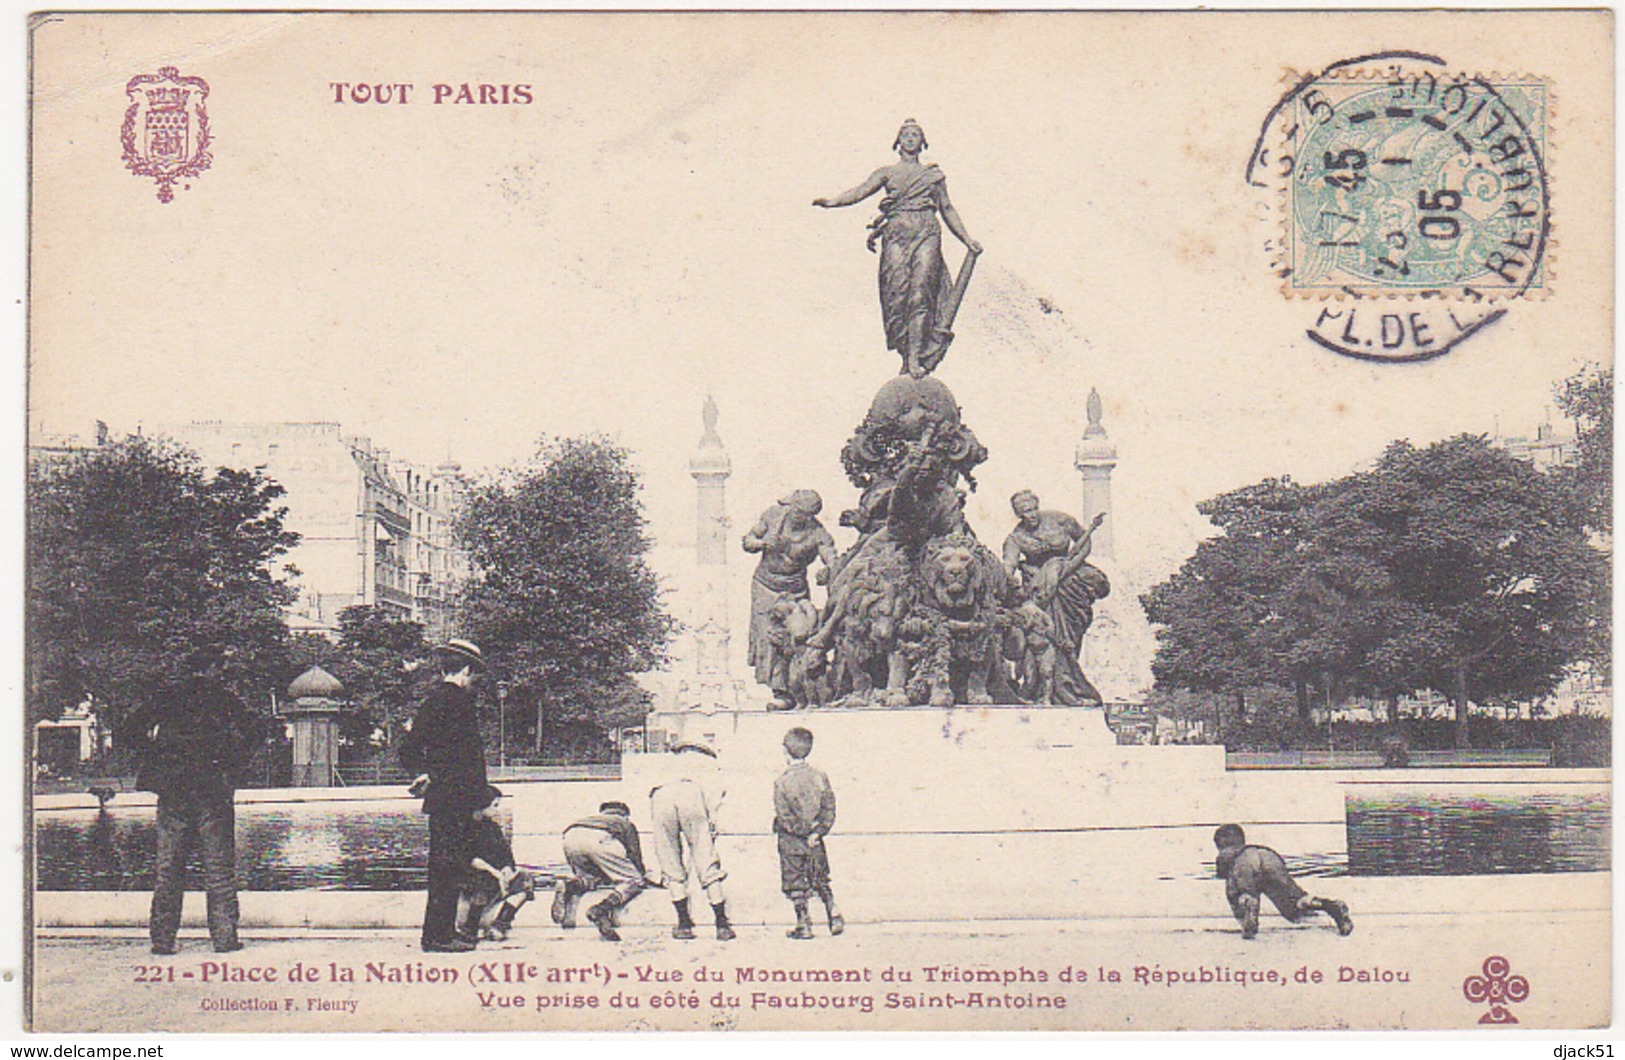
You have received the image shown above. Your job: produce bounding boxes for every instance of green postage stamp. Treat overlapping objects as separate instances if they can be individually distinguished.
[1286,72,1550,299]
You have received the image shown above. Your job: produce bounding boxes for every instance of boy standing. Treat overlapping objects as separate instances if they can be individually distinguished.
[1213,824,1353,940]
[649,738,736,941]
[774,727,843,940]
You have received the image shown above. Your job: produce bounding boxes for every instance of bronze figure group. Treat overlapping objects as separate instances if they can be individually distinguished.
[744,120,1109,710]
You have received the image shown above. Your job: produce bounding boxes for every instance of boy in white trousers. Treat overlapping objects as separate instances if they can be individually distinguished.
[649,738,735,941]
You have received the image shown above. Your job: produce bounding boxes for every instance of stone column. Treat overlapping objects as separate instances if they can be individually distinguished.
[1074,388,1117,561]
[686,397,741,711]
[1071,388,1155,704]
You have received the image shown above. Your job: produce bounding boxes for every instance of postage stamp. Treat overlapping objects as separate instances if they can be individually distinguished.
[1247,52,1557,362]
[1285,72,1549,299]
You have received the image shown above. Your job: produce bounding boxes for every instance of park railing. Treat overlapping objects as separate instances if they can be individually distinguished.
[331,762,622,786]
[488,763,621,782]
[1225,748,1553,770]
[332,762,413,787]
[1404,748,1554,768]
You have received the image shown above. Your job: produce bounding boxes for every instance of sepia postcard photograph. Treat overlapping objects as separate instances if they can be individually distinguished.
[21,9,1615,1035]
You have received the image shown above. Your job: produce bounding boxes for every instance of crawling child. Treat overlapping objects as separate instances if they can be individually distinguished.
[1213,824,1353,940]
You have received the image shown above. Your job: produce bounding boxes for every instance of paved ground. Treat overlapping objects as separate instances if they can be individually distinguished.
[32,903,1610,1033]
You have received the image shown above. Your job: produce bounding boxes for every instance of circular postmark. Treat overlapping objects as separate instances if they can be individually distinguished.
[1248,54,1551,362]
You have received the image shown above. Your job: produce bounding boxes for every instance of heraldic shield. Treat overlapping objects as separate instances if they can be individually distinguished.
[121,66,211,203]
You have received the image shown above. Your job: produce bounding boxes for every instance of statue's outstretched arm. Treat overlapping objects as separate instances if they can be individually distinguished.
[814,168,888,209]
[1059,514,1108,580]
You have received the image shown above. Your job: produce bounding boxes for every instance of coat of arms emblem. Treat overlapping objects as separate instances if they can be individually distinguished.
[121,66,211,202]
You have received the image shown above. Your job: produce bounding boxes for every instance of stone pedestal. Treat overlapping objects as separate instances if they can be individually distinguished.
[507,704,1347,926]
[1082,602,1155,703]
[633,704,1339,832]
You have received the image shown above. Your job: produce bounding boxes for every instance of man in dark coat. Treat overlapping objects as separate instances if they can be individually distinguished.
[400,639,489,953]
[132,655,258,955]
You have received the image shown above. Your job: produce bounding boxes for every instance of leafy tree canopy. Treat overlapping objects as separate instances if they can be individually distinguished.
[1552,364,1612,679]
[1142,433,1605,743]
[1348,437,1600,713]
[28,436,299,733]
[1554,363,1612,535]
[456,436,673,748]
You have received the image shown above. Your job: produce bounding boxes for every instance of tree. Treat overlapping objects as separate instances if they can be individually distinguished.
[27,436,299,740]
[1554,363,1612,535]
[285,631,342,682]
[1345,436,1604,746]
[331,605,432,753]
[1140,477,1337,719]
[1553,364,1612,679]
[1144,435,1604,746]
[456,436,673,759]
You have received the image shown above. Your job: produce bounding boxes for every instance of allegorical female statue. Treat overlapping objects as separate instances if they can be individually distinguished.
[814,119,982,378]
[742,490,838,708]
[1002,491,1111,706]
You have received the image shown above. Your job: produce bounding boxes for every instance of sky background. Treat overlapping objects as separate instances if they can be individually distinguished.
[28,11,1613,675]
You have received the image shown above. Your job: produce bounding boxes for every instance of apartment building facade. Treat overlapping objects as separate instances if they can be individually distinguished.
[157,421,470,640]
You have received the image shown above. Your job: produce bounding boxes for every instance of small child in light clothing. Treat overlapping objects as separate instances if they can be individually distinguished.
[459,786,535,941]
[649,738,735,941]
[1213,824,1352,940]
[774,727,843,940]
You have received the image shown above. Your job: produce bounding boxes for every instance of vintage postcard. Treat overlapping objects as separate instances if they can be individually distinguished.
[24,10,1612,1034]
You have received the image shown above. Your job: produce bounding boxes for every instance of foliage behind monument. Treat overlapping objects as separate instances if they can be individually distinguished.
[455,436,673,757]
[1553,363,1612,680]
[1554,364,1612,536]
[1143,431,1607,745]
